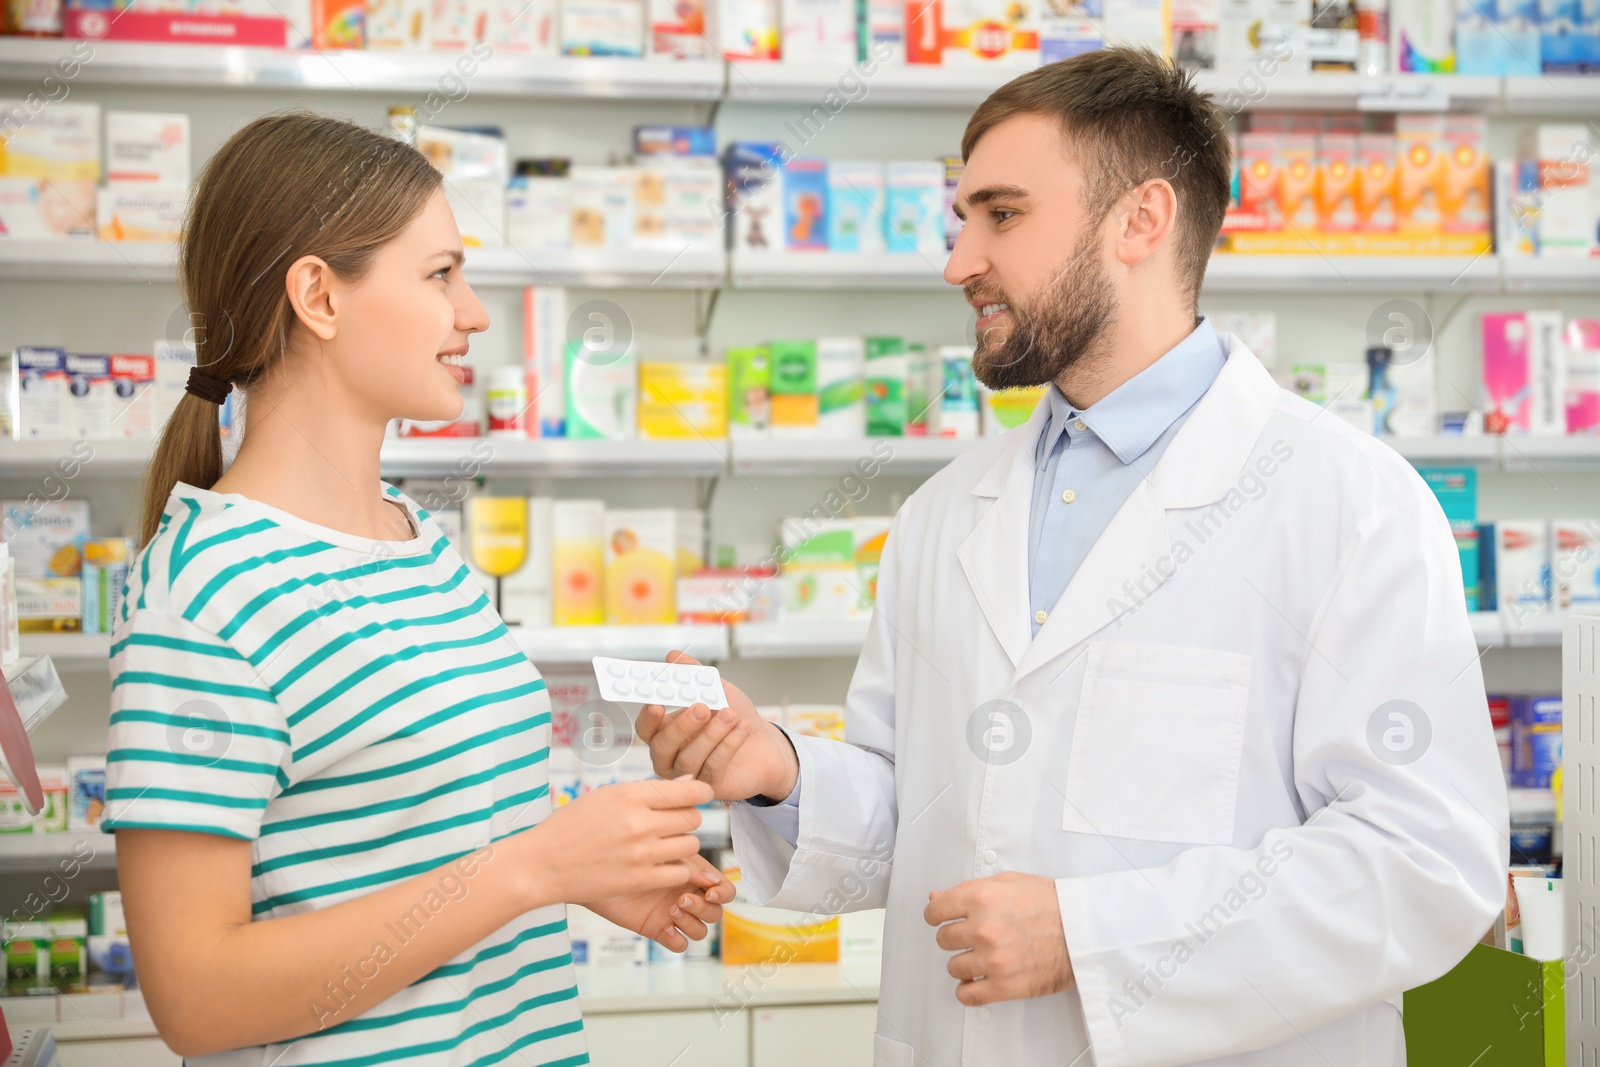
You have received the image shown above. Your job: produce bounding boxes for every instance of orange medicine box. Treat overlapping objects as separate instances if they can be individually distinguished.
[1237,132,1282,232]
[312,0,366,46]
[1357,133,1398,233]
[1317,131,1359,233]
[1441,114,1489,234]
[1396,114,1445,233]
[1275,131,1319,231]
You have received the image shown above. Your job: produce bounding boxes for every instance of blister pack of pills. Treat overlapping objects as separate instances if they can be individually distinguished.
[591,657,730,709]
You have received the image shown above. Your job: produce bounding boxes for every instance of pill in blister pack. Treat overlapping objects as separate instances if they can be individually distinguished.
[590,657,730,709]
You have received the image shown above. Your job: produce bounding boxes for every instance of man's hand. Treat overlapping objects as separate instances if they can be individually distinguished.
[589,852,733,953]
[924,872,1075,1006]
[635,651,799,803]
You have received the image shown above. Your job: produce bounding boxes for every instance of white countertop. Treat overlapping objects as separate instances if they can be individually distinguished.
[1,959,883,1041]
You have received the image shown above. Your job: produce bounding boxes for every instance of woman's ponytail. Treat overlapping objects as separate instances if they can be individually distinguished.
[138,390,226,546]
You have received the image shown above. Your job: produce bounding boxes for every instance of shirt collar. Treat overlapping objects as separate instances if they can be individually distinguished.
[1038,316,1226,466]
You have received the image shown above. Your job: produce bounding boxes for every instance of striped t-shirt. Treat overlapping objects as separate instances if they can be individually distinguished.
[105,480,587,1067]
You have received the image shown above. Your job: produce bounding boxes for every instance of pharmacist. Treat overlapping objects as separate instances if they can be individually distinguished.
[639,47,1508,1067]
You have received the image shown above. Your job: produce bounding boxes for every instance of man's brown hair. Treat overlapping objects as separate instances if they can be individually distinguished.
[961,46,1232,305]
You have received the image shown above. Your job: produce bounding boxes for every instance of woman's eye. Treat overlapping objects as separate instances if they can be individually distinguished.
[992,209,1015,223]
[431,265,452,280]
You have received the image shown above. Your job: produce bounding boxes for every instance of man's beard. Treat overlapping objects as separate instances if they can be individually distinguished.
[968,231,1118,391]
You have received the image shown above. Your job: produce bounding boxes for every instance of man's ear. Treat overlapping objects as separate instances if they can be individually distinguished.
[1111,178,1178,270]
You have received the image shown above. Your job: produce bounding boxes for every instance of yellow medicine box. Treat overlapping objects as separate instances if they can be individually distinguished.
[639,362,728,439]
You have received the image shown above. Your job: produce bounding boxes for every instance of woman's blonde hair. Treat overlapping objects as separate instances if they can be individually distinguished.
[138,111,441,545]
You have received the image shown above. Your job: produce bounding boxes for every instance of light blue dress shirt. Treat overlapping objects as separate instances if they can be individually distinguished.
[748,318,1231,843]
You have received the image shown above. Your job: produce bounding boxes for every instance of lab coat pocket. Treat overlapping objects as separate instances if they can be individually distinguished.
[1062,641,1252,846]
[873,1032,916,1067]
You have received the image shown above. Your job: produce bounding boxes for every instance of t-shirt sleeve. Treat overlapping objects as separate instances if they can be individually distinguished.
[104,609,291,841]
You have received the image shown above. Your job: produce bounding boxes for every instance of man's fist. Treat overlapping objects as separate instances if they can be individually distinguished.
[925,871,1075,1006]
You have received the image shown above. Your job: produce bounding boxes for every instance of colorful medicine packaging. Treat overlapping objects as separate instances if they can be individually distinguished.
[1483,310,1568,435]
[552,499,606,625]
[1495,519,1551,615]
[564,341,636,440]
[1420,467,1480,609]
[604,509,677,625]
[1510,695,1561,788]
[2,499,88,632]
[1554,519,1600,612]
[639,362,728,439]
[826,161,885,253]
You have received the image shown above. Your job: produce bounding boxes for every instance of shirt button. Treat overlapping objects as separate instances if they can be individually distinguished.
[1073,418,1087,432]
[982,849,997,864]
[1034,609,1048,624]
[1061,488,1076,504]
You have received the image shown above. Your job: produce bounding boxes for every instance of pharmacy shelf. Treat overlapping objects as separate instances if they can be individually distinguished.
[1499,74,1600,113]
[575,957,881,1013]
[733,620,872,658]
[1496,435,1600,472]
[729,249,950,290]
[725,63,1506,112]
[0,439,147,478]
[729,435,971,477]
[1191,70,1501,112]
[1384,435,1501,466]
[0,437,730,479]
[0,241,725,289]
[731,251,1509,293]
[0,959,880,1038]
[0,38,725,99]
[17,634,108,671]
[1204,253,1501,291]
[1501,257,1600,293]
[30,625,741,667]
[0,240,173,283]
[726,60,1015,107]
[509,624,730,663]
[378,437,729,478]
[1499,613,1566,648]
[0,830,114,872]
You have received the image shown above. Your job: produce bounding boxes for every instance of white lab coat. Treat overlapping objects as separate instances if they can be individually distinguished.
[730,334,1508,1067]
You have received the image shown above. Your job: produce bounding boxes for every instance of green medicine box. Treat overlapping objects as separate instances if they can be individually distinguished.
[1404,943,1562,1066]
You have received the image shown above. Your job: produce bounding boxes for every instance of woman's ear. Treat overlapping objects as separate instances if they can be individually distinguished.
[284,254,338,342]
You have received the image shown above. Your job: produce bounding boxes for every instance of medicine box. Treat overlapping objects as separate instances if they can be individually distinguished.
[63,353,110,441]
[2,499,88,631]
[816,336,865,437]
[561,0,645,56]
[1509,695,1561,788]
[649,0,711,55]
[727,346,771,437]
[552,500,606,626]
[604,508,677,625]
[108,354,155,439]
[104,112,190,187]
[639,362,728,439]
[1553,519,1600,611]
[14,346,65,440]
[827,161,885,253]
[67,754,105,832]
[865,336,907,436]
[884,161,944,254]
[725,142,784,254]
[782,157,829,252]
[564,341,636,440]
[1495,520,1551,615]
[768,340,819,434]
[1420,467,1480,610]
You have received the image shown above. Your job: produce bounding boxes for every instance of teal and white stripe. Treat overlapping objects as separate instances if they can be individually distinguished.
[106,481,586,1067]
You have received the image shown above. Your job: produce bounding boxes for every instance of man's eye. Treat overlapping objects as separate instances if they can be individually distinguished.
[992,209,1015,223]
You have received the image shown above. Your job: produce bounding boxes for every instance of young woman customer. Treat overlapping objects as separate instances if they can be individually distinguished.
[106,112,727,1066]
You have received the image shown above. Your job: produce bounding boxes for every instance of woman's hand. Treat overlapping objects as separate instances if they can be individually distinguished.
[589,852,733,951]
[519,776,713,909]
